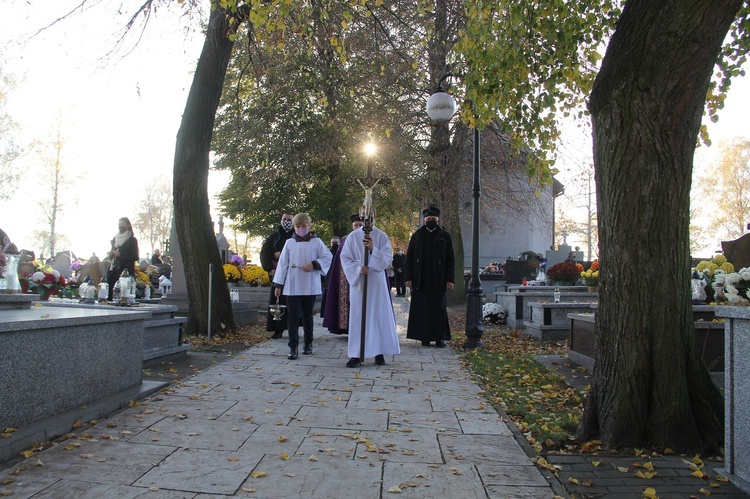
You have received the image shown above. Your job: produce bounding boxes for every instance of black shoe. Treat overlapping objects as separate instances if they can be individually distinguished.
[346,358,361,368]
[303,344,312,355]
[421,341,430,347]
[375,354,385,366]
[435,340,447,348]
[288,347,298,360]
[271,331,283,339]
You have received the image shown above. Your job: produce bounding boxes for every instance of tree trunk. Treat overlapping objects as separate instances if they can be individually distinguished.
[173,8,238,335]
[578,0,740,452]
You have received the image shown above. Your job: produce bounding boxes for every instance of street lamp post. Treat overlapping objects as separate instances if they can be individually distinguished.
[426,86,484,348]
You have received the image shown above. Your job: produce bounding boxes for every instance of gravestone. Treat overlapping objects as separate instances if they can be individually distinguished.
[216,216,231,263]
[722,233,750,269]
[78,255,105,286]
[50,251,76,279]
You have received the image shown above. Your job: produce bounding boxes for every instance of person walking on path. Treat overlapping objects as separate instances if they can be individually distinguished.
[392,247,406,296]
[106,217,139,301]
[319,236,339,318]
[273,213,332,360]
[405,206,455,347]
[260,212,295,339]
[322,214,363,334]
[339,208,399,367]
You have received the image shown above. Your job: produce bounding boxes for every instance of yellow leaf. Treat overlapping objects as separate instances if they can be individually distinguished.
[309,455,318,461]
[643,487,657,498]
[242,487,256,492]
[387,485,402,493]
[692,469,705,479]
[278,435,288,442]
[698,488,711,495]
[567,477,579,484]
[228,457,241,462]
[644,462,655,471]
[716,475,730,482]
[20,450,36,459]
[693,455,704,465]
[250,470,267,478]
[664,448,674,454]
[280,453,290,460]
[617,466,629,473]
[3,428,17,434]
[592,460,602,467]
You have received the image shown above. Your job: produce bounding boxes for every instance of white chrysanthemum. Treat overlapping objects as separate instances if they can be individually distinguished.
[50,269,60,279]
[31,271,45,283]
[741,271,750,281]
[726,273,741,285]
[727,292,744,305]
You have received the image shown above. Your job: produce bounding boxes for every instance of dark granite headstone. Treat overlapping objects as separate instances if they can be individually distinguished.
[722,233,750,269]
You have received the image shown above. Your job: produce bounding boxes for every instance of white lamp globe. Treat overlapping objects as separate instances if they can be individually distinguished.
[426,90,456,121]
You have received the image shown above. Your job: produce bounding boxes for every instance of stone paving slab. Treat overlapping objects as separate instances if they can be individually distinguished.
[0,297,559,498]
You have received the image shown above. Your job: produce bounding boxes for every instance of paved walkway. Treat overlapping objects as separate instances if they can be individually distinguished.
[0,296,562,498]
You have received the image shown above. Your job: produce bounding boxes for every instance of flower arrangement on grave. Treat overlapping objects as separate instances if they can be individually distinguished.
[224,263,242,282]
[694,254,735,303]
[580,260,600,287]
[230,254,244,266]
[547,261,580,285]
[29,267,66,298]
[482,302,507,324]
[711,266,750,305]
[134,267,151,297]
[241,265,270,286]
[482,261,501,274]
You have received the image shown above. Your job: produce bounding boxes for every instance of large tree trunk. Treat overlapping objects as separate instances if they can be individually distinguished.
[173,8,238,335]
[578,0,740,452]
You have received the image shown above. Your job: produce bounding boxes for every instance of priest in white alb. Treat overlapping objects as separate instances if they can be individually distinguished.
[339,207,400,367]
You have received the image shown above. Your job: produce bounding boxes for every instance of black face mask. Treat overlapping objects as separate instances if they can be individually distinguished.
[425,221,438,231]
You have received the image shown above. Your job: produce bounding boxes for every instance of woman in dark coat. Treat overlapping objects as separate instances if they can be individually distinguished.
[106,217,139,300]
[404,207,455,347]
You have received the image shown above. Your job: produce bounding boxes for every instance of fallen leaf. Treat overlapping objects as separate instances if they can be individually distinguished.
[644,462,655,471]
[643,487,657,498]
[280,453,290,460]
[34,459,43,467]
[617,466,629,473]
[0,491,13,497]
[278,435,289,442]
[242,486,256,492]
[228,457,241,462]
[699,488,711,495]
[309,455,318,461]
[567,477,579,485]
[250,471,267,478]
[591,460,602,467]
[387,485,402,493]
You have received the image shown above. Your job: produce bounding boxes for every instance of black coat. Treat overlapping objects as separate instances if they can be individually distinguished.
[259,226,293,273]
[404,226,455,292]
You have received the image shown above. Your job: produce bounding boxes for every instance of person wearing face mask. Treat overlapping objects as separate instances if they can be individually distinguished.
[323,214,364,335]
[260,212,295,339]
[106,217,139,301]
[404,206,456,348]
[340,206,400,367]
[273,213,332,360]
[392,247,407,297]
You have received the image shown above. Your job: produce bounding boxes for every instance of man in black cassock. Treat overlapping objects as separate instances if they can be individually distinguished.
[260,212,295,338]
[404,206,455,347]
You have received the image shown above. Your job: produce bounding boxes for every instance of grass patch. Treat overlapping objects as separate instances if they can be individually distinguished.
[449,311,586,453]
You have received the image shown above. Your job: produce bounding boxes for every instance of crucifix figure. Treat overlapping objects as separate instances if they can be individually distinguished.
[347,164,391,364]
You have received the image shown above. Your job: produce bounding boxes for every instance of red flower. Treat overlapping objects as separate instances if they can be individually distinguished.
[547,262,581,282]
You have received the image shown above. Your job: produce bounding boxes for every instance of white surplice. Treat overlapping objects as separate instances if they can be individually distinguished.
[273,237,332,296]
[340,225,400,359]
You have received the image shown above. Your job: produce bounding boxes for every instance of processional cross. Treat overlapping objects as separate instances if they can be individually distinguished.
[348,162,391,363]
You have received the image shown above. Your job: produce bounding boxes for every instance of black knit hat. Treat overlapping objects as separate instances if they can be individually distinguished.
[351,214,363,222]
[422,206,440,217]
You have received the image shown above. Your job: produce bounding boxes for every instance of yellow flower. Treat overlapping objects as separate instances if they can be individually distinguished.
[712,254,727,265]
[720,262,735,274]
[241,265,270,285]
[223,263,241,282]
